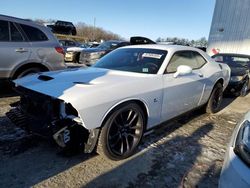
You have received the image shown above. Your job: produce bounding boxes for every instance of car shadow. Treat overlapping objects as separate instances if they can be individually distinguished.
[194,161,223,187]
[0,108,216,188]
[84,122,215,188]
[0,82,18,98]
[0,128,97,188]
[220,95,237,111]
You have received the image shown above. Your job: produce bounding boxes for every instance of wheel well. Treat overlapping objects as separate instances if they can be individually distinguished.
[12,63,49,79]
[216,78,224,87]
[101,100,148,129]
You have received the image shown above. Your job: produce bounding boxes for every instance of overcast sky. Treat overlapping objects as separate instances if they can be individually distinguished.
[1,0,216,40]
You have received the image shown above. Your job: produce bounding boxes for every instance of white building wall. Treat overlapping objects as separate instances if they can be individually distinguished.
[207,0,250,56]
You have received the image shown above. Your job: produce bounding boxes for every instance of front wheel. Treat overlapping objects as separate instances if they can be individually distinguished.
[206,82,223,113]
[97,103,145,160]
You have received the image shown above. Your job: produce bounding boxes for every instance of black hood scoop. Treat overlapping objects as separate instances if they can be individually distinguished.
[38,75,54,81]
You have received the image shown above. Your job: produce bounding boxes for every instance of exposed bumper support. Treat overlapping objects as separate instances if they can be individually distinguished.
[6,105,100,154]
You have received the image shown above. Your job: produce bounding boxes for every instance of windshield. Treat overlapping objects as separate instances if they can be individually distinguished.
[93,48,167,74]
[213,55,250,68]
[97,41,120,50]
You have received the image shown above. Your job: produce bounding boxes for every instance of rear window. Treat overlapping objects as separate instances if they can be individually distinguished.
[20,24,48,41]
[166,51,207,73]
[10,22,24,42]
[0,20,10,41]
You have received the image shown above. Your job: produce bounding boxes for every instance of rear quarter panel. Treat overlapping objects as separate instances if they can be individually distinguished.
[199,60,230,105]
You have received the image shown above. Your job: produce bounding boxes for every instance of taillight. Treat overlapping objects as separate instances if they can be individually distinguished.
[55,47,65,55]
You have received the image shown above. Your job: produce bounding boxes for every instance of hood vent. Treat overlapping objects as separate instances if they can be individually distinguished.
[73,81,91,85]
[38,75,54,81]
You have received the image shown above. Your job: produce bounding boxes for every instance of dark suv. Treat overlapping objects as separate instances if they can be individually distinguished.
[47,21,77,36]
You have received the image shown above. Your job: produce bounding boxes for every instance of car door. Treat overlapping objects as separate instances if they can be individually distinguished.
[0,20,31,78]
[161,50,207,121]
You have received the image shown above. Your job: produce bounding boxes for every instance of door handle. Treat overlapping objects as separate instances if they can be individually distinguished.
[198,73,204,77]
[15,48,28,53]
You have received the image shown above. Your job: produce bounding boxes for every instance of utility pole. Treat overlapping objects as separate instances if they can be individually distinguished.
[93,17,96,41]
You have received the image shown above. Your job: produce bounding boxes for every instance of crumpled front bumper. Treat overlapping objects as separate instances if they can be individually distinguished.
[6,98,99,153]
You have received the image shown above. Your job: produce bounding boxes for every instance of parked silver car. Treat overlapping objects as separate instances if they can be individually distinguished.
[0,14,66,81]
[219,111,250,188]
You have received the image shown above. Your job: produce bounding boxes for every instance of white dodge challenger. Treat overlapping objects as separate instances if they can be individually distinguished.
[7,45,230,160]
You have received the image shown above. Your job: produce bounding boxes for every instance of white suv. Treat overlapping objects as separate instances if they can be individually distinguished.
[0,15,66,81]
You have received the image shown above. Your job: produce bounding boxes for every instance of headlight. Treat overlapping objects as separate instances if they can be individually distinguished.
[230,76,244,82]
[90,51,106,57]
[66,52,74,55]
[234,120,250,166]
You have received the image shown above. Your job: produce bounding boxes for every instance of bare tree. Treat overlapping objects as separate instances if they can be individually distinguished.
[158,37,207,47]
[76,22,121,42]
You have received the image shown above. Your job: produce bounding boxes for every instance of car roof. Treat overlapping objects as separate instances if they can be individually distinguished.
[212,53,250,58]
[0,14,47,28]
[56,20,73,24]
[59,39,76,42]
[105,40,127,43]
[121,44,203,52]
[0,14,59,42]
[0,14,31,22]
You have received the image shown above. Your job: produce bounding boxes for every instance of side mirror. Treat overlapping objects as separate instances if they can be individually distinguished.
[173,65,192,78]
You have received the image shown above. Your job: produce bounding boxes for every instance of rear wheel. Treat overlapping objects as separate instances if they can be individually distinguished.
[15,67,42,79]
[206,82,223,113]
[97,103,145,160]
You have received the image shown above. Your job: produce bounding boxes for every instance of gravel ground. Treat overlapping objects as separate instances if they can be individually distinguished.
[0,88,250,188]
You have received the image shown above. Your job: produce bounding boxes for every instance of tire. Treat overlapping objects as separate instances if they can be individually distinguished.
[206,82,223,114]
[240,79,249,97]
[74,53,80,63]
[97,102,145,160]
[15,67,42,79]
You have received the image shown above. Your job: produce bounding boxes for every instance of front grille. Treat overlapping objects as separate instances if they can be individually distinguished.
[16,87,60,119]
[21,96,60,119]
[82,52,90,58]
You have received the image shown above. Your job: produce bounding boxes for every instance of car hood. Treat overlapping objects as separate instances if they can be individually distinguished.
[14,67,152,104]
[66,47,85,52]
[230,67,248,76]
[82,48,106,53]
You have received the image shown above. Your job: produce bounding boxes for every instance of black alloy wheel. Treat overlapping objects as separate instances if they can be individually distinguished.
[206,82,223,113]
[15,67,42,79]
[97,103,145,160]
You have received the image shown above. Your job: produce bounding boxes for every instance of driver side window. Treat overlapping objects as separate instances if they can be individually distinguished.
[165,51,207,73]
[166,51,194,73]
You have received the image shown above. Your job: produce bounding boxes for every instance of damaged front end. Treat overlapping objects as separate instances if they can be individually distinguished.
[6,86,99,153]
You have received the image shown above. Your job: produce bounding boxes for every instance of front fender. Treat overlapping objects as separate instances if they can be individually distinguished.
[100,98,150,126]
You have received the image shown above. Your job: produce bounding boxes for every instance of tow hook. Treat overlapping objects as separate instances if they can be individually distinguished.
[53,126,71,148]
[53,122,100,153]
